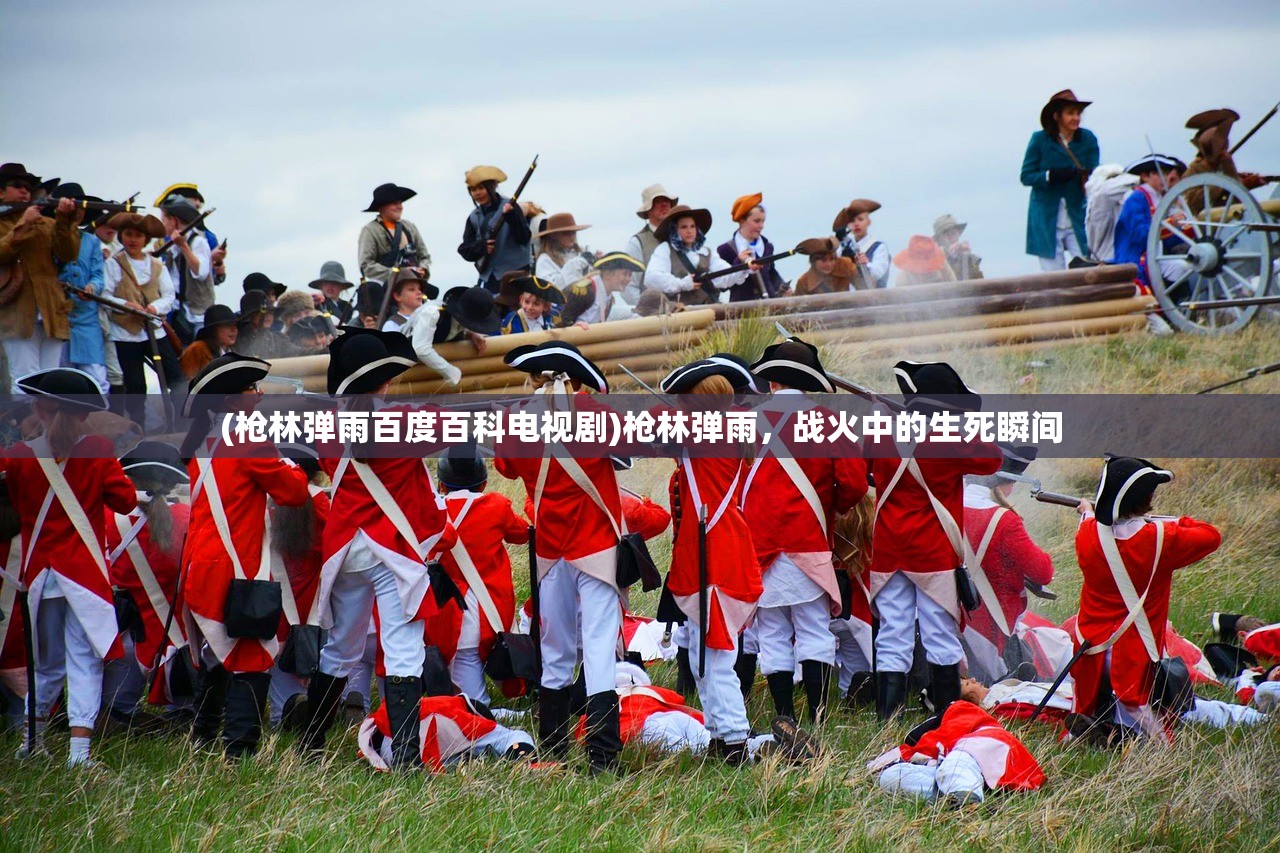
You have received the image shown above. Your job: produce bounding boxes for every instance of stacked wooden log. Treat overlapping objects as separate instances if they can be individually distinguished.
[267,265,1150,393]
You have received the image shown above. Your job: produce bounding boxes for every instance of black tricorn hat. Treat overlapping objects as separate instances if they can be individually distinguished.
[438,441,488,491]
[998,443,1038,476]
[893,360,981,413]
[183,353,271,417]
[1092,454,1173,526]
[503,341,608,393]
[498,273,564,308]
[327,327,417,395]
[1202,642,1258,681]
[238,290,273,323]
[121,440,189,484]
[751,338,834,393]
[364,182,417,213]
[277,441,322,479]
[15,368,108,413]
[1211,612,1243,644]
[662,356,758,395]
[442,285,501,337]
[706,352,761,394]
[243,272,286,298]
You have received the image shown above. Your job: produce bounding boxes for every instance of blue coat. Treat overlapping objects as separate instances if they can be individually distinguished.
[59,231,105,365]
[1020,128,1099,258]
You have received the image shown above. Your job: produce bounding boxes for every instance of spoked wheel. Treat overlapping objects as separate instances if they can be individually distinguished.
[1148,173,1275,334]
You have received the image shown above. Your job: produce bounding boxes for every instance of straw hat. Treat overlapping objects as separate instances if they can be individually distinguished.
[636,183,678,218]
[465,165,507,188]
[539,212,591,237]
[893,235,947,274]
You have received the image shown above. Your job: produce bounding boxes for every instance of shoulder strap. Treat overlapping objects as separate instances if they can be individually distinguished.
[872,454,912,526]
[193,455,271,580]
[352,460,425,559]
[446,495,506,635]
[114,512,184,646]
[905,458,965,563]
[680,452,740,532]
[1082,521,1165,661]
[546,448,626,539]
[743,411,829,540]
[108,513,149,566]
[963,508,1012,635]
[34,455,109,583]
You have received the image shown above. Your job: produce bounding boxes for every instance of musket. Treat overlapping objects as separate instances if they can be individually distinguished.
[1229,100,1279,156]
[149,207,216,258]
[476,155,539,277]
[374,266,400,329]
[64,283,176,430]
[88,193,139,230]
[696,501,708,679]
[773,321,905,410]
[694,246,802,285]
[0,196,144,217]
[1196,360,1280,394]
[1028,640,1088,723]
[1182,295,1280,312]
[144,561,187,700]
[617,363,674,403]
[995,470,1085,509]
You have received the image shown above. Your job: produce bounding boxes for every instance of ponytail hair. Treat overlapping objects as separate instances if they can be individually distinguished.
[273,497,316,562]
[131,476,177,553]
[46,409,88,459]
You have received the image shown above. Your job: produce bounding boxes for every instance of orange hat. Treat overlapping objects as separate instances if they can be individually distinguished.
[730,192,763,223]
[893,235,946,274]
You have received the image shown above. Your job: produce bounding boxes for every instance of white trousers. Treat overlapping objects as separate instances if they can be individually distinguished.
[459,723,534,762]
[830,616,874,692]
[756,597,836,674]
[449,647,488,705]
[1037,226,1082,272]
[874,572,962,672]
[320,563,424,679]
[538,559,621,695]
[690,630,751,744]
[4,330,64,391]
[268,665,306,725]
[638,709,774,758]
[878,750,985,803]
[740,622,759,655]
[1182,697,1267,728]
[32,592,103,729]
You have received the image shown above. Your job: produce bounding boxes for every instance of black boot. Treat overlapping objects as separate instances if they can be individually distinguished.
[928,663,961,714]
[538,686,572,759]
[720,738,749,767]
[675,647,696,700]
[842,671,875,710]
[191,664,230,748]
[800,660,831,724]
[585,691,623,776]
[223,672,270,760]
[734,651,758,700]
[384,675,422,769]
[766,671,796,720]
[876,671,908,721]
[298,671,348,755]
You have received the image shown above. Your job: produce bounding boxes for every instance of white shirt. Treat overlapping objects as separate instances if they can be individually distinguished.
[103,253,176,343]
[838,235,890,287]
[402,303,462,385]
[156,235,212,324]
[644,242,748,296]
[574,276,636,325]
[534,251,592,292]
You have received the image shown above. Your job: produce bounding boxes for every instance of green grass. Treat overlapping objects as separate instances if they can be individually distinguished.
[3,324,1280,852]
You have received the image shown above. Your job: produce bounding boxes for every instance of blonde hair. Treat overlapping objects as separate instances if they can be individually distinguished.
[45,409,88,460]
[834,494,875,574]
[133,484,175,554]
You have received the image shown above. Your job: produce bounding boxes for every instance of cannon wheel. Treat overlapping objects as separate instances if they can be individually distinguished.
[1147,172,1275,335]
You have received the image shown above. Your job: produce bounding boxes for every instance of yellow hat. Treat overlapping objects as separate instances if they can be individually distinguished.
[465,166,508,188]
[153,182,202,207]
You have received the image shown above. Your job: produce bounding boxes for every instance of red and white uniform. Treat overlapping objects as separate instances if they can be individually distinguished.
[0,435,137,659]
[183,442,310,672]
[1070,515,1220,715]
[356,694,533,772]
[1244,623,1280,662]
[622,493,671,541]
[273,485,329,640]
[106,499,191,674]
[0,535,26,697]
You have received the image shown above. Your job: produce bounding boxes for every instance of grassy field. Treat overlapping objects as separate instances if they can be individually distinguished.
[2,323,1279,852]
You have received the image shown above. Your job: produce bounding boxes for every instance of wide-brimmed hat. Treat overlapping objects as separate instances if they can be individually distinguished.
[238,290,274,324]
[1092,455,1172,526]
[498,273,564,307]
[932,214,967,239]
[893,235,947,274]
[1186,108,1239,133]
[107,212,166,239]
[751,338,834,393]
[997,443,1038,476]
[243,272,286,297]
[197,304,240,340]
[153,183,203,207]
[159,195,200,225]
[1125,154,1186,177]
[893,360,981,413]
[797,236,839,259]
[1040,89,1092,134]
[50,182,86,201]
[438,441,488,491]
[504,341,608,393]
[121,440,189,484]
[592,252,645,274]
[654,205,713,242]
[730,192,764,223]
[465,165,507,189]
[389,266,438,300]
[443,285,502,336]
[539,212,591,238]
[184,353,271,417]
[364,182,416,213]
[16,368,108,413]
[327,327,418,395]
[832,199,881,231]
[0,163,39,188]
[354,281,384,317]
[308,260,355,291]
[636,183,678,218]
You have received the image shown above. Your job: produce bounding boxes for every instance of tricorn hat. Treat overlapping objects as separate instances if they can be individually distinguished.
[539,212,591,237]
[364,183,416,213]
[243,272,286,298]
[197,304,240,340]
[1202,642,1258,681]
[730,192,763,223]
[121,440,189,485]
[662,354,760,395]
[654,205,713,242]
[1185,108,1239,133]
[933,214,967,239]
[504,341,608,393]
[308,260,355,291]
[327,327,418,395]
[893,360,981,413]
[1125,154,1185,177]
[893,235,947,274]
[50,182,86,201]
[107,212,166,239]
[1040,89,1092,135]
[636,183,678,218]
[465,165,507,188]
[997,443,1038,476]
[498,273,564,308]
[160,195,200,225]
[1091,455,1173,526]
[16,368,108,413]
[751,338,834,393]
[184,353,271,417]
[438,441,488,491]
[832,199,881,231]
[153,183,203,207]
[442,285,502,337]
[1211,612,1244,644]
[288,314,335,343]
[797,236,839,259]
[592,252,646,273]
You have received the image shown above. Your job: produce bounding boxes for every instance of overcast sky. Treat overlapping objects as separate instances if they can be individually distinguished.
[4,0,1278,305]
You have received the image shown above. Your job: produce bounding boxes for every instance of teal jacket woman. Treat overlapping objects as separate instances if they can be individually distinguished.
[1020,90,1099,261]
